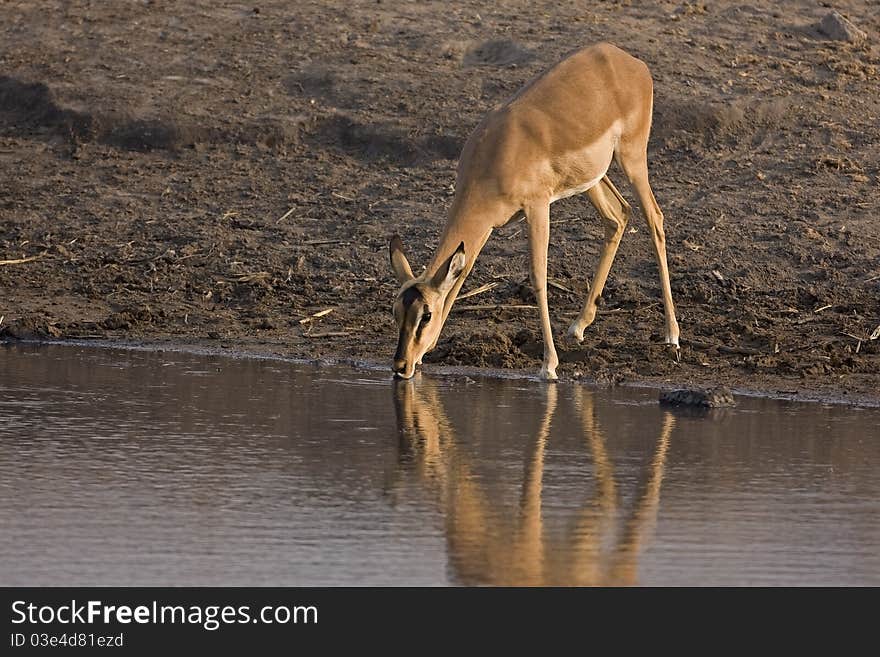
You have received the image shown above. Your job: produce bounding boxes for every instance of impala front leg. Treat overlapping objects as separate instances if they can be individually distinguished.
[525,201,559,381]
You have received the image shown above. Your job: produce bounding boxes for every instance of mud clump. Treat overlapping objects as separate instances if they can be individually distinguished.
[102,118,184,152]
[0,317,63,340]
[426,331,530,369]
[659,386,736,408]
[0,75,304,153]
[0,75,190,152]
[653,96,791,146]
[100,307,154,331]
[463,40,536,67]
[312,114,461,164]
[0,76,94,141]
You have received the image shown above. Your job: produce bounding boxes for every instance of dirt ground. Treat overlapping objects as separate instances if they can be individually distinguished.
[1,1,879,403]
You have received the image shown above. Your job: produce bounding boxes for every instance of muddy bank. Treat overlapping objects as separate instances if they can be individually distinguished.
[1,1,878,401]
[5,336,879,410]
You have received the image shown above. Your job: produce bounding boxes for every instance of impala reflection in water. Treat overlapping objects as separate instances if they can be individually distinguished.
[393,378,673,586]
[1,344,878,586]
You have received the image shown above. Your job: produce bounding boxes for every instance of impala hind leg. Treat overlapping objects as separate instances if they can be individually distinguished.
[568,176,631,343]
[621,156,680,352]
[525,200,559,380]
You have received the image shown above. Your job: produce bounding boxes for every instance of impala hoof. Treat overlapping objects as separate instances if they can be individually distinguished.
[667,343,681,363]
[566,323,585,344]
[540,365,559,381]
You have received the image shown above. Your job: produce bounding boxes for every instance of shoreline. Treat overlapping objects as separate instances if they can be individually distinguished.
[5,336,878,409]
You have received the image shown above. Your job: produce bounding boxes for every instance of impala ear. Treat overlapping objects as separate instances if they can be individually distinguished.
[430,241,466,294]
[389,235,415,284]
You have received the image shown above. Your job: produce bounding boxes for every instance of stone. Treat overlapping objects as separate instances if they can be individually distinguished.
[659,386,736,408]
[819,11,867,43]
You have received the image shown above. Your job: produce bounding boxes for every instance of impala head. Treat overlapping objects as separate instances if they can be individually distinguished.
[389,236,466,379]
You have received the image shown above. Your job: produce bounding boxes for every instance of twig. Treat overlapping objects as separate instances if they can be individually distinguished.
[276,207,296,224]
[454,304,536,312]
[562,302,656,317]
[458,281,499,301]
[866,273,880,283]
[303,331,352,338]
[232,271,271,283]
[299,308,335,324]
[786,343,817,352]
[331,192,355,202]
[304,239,345,246]
[0,251,47,266]
[814,304,833,313]
[548,279,574,294]
[870,325,880,341]
[151,248,176,261]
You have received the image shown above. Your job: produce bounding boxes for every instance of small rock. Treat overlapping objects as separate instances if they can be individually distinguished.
[819,11,867,43]
[659,386,736,408]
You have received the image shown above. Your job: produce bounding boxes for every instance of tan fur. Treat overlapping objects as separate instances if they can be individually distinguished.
[393,378,675,585]
[390,43,680,380]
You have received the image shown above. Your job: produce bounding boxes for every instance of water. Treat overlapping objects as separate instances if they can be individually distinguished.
[0,343,877,586]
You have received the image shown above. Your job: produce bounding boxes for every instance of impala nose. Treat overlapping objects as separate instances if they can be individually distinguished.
[393,359,408,376]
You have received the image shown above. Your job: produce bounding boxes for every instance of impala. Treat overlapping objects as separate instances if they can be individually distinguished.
[390,43,679,379]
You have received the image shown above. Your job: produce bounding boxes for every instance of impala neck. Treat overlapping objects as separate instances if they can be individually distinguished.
[424,196,500,280]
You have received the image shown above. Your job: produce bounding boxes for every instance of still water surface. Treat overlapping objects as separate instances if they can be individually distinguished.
[1,343,877,585]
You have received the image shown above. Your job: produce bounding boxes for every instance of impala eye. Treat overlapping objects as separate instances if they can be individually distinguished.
[420,311,432,325]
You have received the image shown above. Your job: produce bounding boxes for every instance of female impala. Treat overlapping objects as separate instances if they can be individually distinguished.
[390,43,680,380]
